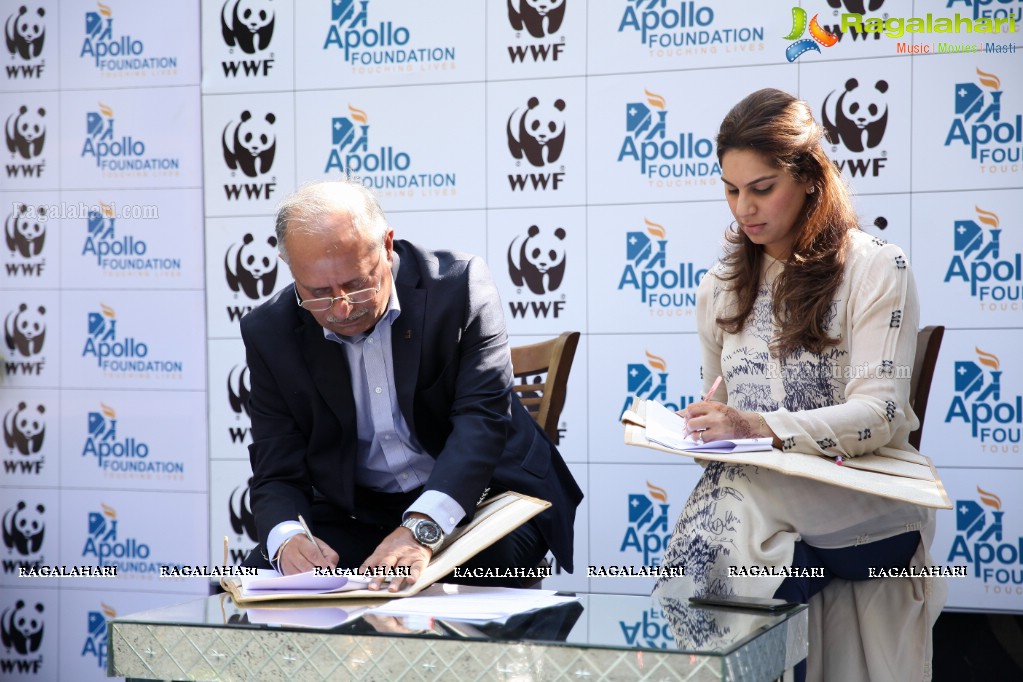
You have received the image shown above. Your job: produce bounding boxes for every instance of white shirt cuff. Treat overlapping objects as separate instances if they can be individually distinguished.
[405,490,466,535]
[267,520,304,564]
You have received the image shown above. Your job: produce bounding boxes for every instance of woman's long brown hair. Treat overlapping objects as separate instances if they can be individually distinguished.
[715,88,859,358]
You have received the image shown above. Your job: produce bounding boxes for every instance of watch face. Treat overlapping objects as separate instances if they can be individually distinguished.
[415,521,442,545]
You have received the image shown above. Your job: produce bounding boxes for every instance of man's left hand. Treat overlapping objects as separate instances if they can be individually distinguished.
[360,527,432,592]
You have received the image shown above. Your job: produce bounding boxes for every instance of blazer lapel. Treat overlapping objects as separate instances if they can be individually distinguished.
[299,315,356,429]
[390,249,425,434]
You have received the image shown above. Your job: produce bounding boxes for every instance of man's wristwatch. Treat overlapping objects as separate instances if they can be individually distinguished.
[401,518,444,552]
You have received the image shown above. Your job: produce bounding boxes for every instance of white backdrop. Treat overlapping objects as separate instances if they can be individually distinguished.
[2,1,1021,678]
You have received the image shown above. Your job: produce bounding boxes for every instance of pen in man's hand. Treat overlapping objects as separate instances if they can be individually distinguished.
[297,514,327,560]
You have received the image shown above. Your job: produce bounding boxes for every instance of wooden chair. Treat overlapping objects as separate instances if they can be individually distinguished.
[908,325,945,451]
[510,331,580,445]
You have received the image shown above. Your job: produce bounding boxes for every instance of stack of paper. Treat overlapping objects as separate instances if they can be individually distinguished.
[622,398,951,510]
[642,400,773,453]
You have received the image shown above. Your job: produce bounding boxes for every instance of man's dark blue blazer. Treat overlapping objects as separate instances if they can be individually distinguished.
[241,239,583,571]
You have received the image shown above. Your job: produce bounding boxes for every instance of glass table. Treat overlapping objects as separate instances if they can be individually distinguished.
[108,586,807,681]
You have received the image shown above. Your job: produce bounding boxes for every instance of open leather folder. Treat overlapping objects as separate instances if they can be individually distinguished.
[221,491,552,603]
[622,398,951,510]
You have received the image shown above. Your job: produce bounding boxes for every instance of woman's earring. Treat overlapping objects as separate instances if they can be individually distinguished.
[807,186,816,194]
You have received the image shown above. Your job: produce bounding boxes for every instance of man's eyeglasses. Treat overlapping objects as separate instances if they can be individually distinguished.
[295,275,382,312]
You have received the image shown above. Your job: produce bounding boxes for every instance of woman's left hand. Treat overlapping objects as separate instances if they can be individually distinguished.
[683,400,759,442]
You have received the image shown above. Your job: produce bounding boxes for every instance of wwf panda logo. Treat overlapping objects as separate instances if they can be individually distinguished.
[508,225,567,295]
[4,303,46,357]
[0,600,44,655]
[826,0,885,14]
[227,364,251,416]
[4,204,46,258]
[229,478,258,541]
[2,501,45,555]
[822,78,889,153]
[3,402,46,456]
[4,105,46,159]
[221,0,275,54]
[507,97,567,168]
[225,233,279,300]
[507,0,566,38]
[4,5,45,60]
[222,110,276,178]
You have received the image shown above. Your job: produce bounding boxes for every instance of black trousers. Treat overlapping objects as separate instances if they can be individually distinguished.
[245,487,549,588]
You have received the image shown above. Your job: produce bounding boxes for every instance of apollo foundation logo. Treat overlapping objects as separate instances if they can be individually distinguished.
[80,603,115,669]
[81,304,185,378]
[81,503,153,572]
[323,0,455,75]
[618,89,719,188]
[325,104,454,197]
[620,481,671,567]
[945,68,1021,174]
[616,1,765,58]
[82,402,185,480]
[617,219,706,317]
[944,348,1022,454]
[620,350,698,419]
[948,487,1022,594]
[943,206,1021,312]
[80,2,178,74]
[81,103,180,177]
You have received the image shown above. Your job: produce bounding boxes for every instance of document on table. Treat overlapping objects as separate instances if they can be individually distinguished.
[365,584,580,624]
[237,568,374,599]
[642,399,773,453]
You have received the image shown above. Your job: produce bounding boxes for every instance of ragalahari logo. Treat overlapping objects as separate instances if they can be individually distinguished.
[81,603,115,669]
[948,486,1022,589]
[618,219,705,316]
[80,2,177,73]
[783,6,838,61]
[945,68,1020,172]
[945,348,1021,451]
[943,206,1021,309]
[621,481,671,567]
[4,5,47,78]
[618,90,719,185]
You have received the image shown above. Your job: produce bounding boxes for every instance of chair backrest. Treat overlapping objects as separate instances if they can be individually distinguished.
[908,325,944,450]
[510,332,581,445]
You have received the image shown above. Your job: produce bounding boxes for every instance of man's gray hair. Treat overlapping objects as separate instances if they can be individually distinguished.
[274,177,388,262]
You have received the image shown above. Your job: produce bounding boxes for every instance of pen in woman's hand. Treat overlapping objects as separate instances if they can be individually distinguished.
[704,375,723,402]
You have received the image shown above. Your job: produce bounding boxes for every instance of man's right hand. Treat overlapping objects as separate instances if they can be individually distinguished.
[277,534,339,575]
